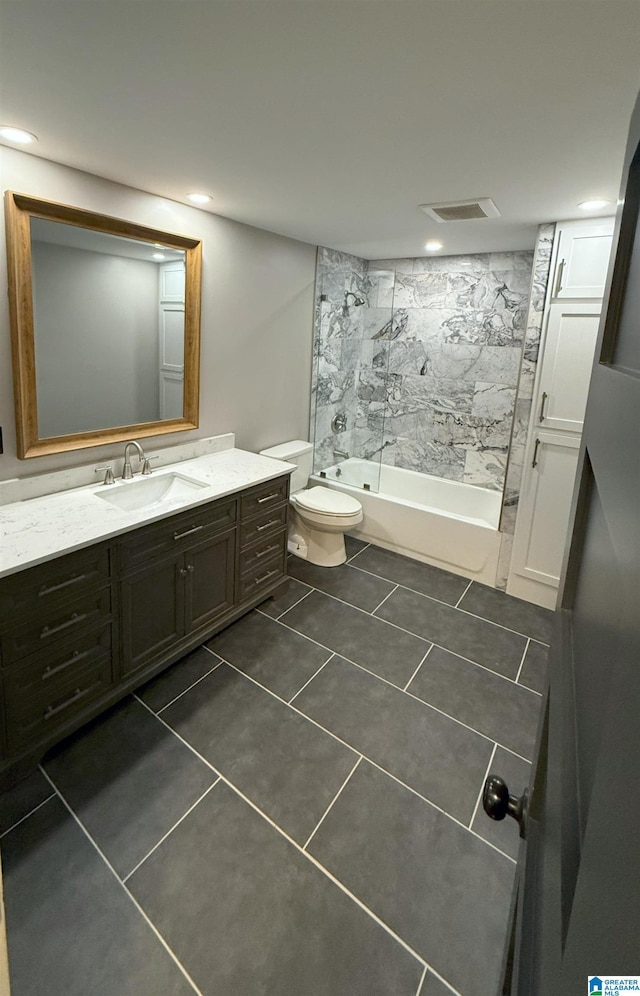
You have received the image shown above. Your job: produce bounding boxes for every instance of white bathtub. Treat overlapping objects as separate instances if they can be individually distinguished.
[311,459,503,585]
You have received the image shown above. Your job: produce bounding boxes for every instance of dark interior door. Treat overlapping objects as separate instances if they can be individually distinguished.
[507,92,640,993]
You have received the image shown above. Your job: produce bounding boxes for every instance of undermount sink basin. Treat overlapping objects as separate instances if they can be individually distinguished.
[95,472,208,512]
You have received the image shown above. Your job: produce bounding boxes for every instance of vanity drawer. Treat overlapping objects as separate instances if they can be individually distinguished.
[118,498,237,572]
[239,529,287,577]
[240,476,289,520]
[3,657,114,753]
[1,587,112,666]
[0,545,111,624]
[238,547,287,603]
[240,504,288,550]
[2,624,112,702]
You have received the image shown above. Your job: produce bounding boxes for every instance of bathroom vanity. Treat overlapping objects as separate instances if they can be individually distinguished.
[0,449,291,786]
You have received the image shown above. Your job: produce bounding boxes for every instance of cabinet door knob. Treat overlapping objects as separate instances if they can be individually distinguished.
[178,568,188,578]
[482,774,528,839]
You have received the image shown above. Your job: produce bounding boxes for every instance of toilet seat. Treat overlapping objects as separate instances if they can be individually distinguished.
[293,486,362,517]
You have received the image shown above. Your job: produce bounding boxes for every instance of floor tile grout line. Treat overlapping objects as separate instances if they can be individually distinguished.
[420,967,463,996]
[154,661,223,715]
[303,755,363,851]
[258,574,534,691]
[230,617,535,762]
[135,695,433,974]
[370,583,399,616]
[288,655,333,705]
[357,757,517,865]
[455,579,474,608]
[122,780,220,883]
[272,603,541,698]
[347,561,550,643]
[415,965,428,996]
[204,660,518,862]
[469,742,498,831]
[514,638,531,684]
[217,772,433,973]
[0,792,56,839]
[281,582,537,668]
[347,562,467,611]
[345,541,370,563]
[37,764,205,996]
[416,964,462,996]
[255,585,314,621]
[403,644,434,693]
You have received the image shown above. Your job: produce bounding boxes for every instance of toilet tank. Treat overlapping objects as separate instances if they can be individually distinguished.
[259,440,313,493]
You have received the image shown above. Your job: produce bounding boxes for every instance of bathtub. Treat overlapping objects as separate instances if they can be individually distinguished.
[311,459,503,585]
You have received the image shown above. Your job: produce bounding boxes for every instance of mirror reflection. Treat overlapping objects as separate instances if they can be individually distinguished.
[4,191,202,459]
[31,219,187,438]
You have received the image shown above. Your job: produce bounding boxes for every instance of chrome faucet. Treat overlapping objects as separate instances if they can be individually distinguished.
[122,440,151,479]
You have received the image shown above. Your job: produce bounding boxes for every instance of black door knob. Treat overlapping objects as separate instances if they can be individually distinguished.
[482,774,528,839]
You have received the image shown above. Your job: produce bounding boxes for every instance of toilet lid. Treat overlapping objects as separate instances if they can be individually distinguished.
[295,486,362,516]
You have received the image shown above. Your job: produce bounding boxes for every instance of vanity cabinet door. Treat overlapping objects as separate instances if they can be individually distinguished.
[184,529,236,634]
[119,556,186,677]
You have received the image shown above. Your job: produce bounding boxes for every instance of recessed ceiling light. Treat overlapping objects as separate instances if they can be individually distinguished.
[187,193,211,205]
[578,199,610,211]
[425,241,443,252]
[152,252,166,260]
[0,126,37,144]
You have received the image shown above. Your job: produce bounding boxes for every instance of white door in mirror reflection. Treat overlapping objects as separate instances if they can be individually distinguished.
[159,261,185,419]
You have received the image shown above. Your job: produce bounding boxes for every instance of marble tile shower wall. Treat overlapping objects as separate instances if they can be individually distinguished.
[312,245,535,492]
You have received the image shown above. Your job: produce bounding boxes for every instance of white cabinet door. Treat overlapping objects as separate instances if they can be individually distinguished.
[509,431,581,598]
[551,218,614,298]
[537,303,601,432]
[158,262,185,419]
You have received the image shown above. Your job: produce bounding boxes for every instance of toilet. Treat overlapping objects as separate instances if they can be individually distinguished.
[259,440,363,567]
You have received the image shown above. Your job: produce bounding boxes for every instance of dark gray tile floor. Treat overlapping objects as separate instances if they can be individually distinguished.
[1,539,551,996]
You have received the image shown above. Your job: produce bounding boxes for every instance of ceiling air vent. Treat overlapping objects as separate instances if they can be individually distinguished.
[419,198,500,222]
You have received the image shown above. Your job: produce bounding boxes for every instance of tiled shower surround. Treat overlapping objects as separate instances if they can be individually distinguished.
[312,246,535,493]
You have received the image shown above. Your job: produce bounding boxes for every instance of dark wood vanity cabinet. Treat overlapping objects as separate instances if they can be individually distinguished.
[119,527,237,677]
[0,475,289,784]
[0,543,116,761]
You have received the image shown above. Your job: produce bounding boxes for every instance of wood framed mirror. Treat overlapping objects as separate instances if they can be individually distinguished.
[4,191,202,458]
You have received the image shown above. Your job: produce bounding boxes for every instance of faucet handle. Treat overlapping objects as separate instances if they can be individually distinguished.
[141,456,159,476]
[95,466,115,485]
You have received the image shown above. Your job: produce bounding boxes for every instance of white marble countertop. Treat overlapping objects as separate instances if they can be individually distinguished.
[0,448,294,579]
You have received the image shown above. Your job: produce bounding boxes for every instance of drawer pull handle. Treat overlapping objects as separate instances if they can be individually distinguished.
[255,569,278,585]
[255,544,278,559]
[44,687,87,720]
[43,649,89,680]
[257,492,279,504]
[38,574,87,597]
[256,519,280,532]
[174,524,204,540]
[40,612,87,639]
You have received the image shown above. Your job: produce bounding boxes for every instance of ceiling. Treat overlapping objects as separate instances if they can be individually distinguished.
[1,0,640,259]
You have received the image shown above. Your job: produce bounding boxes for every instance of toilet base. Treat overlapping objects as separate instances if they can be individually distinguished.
[288,526,347,567]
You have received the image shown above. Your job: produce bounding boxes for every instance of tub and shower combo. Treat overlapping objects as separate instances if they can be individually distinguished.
[312,459,502,585]
[303,247,537,583]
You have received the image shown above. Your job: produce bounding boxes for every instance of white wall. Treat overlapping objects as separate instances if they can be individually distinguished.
[0,147,317,480]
